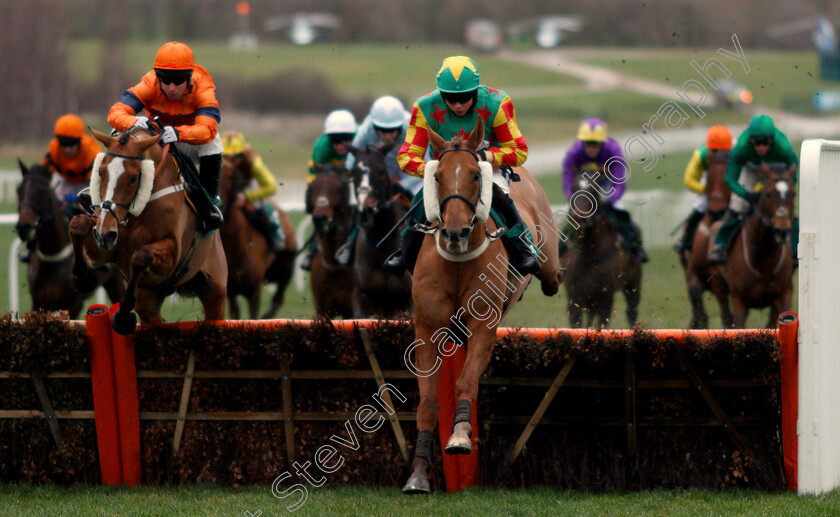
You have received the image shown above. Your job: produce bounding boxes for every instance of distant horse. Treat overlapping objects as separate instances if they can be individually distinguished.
[402,119,562,494]
[715,163,796,328]
[562,174,641,328]
[15,159,124,317]
[305,166,356,318]
[69,128,227,334]
[347,142,413,318]
[219,155,296,319]
[680,157,733,328]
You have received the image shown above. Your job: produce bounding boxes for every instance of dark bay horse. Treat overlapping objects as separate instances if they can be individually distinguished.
[305,167,356,318]
[69,128,227,334]
[220,155,296,319]
[15,159,123,317]
[348,142,413,318]
[680,157,733,328]
[715,163,796,328]
[403,119,562,494]
[562,174,641,328]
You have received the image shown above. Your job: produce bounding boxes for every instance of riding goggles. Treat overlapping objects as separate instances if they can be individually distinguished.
[155,70,191,86]
[373,125,401,133]
[57,136,81,147]
[749,137,774,147]
[328,133,354,144]
[441,90,475,105]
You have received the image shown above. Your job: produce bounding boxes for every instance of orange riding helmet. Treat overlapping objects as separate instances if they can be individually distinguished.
[153,41,195,71]
[54,114,85,139]
[706,125,732,150]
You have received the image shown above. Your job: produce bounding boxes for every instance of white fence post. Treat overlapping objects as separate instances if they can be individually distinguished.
[798,139,840,495]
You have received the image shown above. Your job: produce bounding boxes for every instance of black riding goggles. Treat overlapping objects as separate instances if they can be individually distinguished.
[328,133,354,144]
[57,136,81,147]
[750,137,774,147]
[155,70,192,86]
[441,90,476,105]
[373,125,400,133]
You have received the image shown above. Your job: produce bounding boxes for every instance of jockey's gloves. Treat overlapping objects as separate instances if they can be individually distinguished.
[161,126,180,145]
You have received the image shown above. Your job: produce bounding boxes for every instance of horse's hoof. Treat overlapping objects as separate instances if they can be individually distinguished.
[73,270,98,293]
[111,309,137,335]
[402,474,430,494]
[445,422,472,455]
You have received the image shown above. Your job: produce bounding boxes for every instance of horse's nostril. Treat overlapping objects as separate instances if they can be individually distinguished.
[441,228,450,240]
[459,228,471,240]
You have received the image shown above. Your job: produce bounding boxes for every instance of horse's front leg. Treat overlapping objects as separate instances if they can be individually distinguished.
[69,215,101,293]
[730,295,749,329]
[446,324,496,456]
[403,322,440,495]
[687,277,708,329]
[113,241,177,333]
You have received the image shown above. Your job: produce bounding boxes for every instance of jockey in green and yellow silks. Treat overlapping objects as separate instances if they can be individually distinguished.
[707,115,799,264]
[221,131,286,253]
[387,55,539,276]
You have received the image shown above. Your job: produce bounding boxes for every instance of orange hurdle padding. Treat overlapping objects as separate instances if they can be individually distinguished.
[778,311,799,491]
[109,303,142,486]
[437,345,479,492]
[85,304,122,485]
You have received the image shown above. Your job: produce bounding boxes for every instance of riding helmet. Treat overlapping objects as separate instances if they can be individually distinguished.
[706,125,732,150]
[222,131,247,155]
[370,96,406,130]
[746,114,776,139]
[436,56,480,93]
[324,109,357,135]
[54,114,85,139]
[577,118,607,142]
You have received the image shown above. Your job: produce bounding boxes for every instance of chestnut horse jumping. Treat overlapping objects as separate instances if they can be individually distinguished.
[403,119,562,493]
[220,156,296,319]
[16,159,124,317]
[69,128,227,334]
[680,158,733,328]
[714,163,796,328]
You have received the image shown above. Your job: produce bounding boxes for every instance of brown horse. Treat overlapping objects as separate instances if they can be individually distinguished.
[348,142,413,318]
[15,159,124,317]
[680,156,733,328]
[69,128,227,334]
[219,156,296,319]
[402,119,562,494]
[561,173,641,328]
[305,167,356,318]
[715,164,796,328]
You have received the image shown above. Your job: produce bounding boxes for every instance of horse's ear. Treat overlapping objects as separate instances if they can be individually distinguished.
[90,128,117,150]
[18,158,27,177]
[466,118,484,152]
[134,133,163,154]
[378,140,396,155]
[785,164,797,179]
[347,144,360,156]
[428,125,447,155]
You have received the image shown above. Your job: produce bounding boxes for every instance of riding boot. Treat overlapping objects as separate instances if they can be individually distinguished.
[707,209,740,265]
[384,228,425,276]
[300,236,319,271]
[675,209,704,254]
[335,208,359,266]
[198,154,225,232]
[250,205,285,253]
[492,184,541,276]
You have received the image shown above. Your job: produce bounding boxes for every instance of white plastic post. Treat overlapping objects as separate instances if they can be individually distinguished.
[797,139,840,494]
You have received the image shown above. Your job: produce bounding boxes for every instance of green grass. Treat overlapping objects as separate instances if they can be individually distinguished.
[584,48,838,114]
[68,40,583,101]
[1,484,838,516]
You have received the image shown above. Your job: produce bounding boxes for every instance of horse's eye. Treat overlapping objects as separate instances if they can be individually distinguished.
[473,171,481,182]
[435,174,440,184]
[129,176,138,184]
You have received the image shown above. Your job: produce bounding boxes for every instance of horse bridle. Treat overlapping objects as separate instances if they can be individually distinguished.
[356,149,398,217]
[93,150,146,227]
[18,176,55,228]
[756,175,794,230]
[435,147,482,228]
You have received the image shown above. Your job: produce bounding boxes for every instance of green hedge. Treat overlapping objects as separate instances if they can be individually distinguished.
[0,312,782,490]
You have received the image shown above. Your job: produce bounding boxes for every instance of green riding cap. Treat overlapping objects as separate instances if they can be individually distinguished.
[747,114,776,138]
[436,56,480,93]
